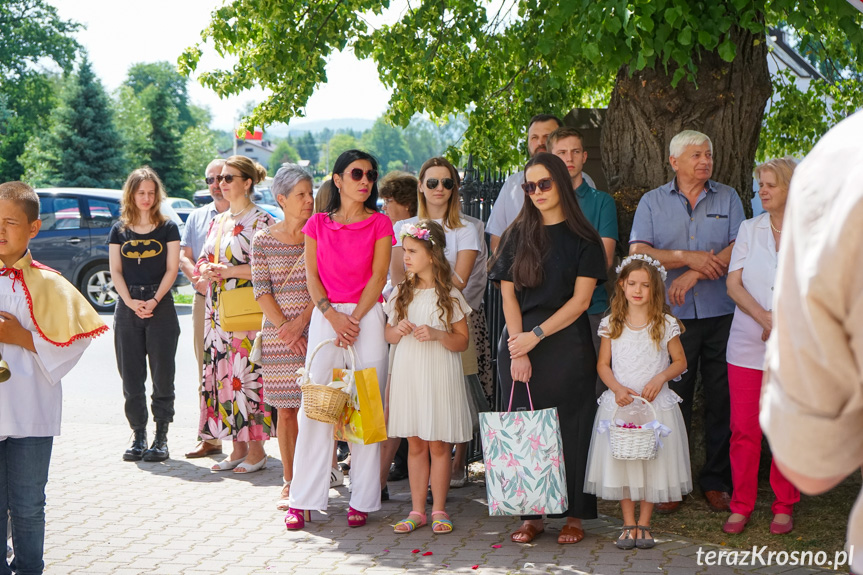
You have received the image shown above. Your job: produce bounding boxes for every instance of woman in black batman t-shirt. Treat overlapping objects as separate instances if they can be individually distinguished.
[109,166,181,463]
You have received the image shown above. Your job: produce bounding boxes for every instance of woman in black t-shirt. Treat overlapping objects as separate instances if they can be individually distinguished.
[488,153,607,546]
[109,166,181,463]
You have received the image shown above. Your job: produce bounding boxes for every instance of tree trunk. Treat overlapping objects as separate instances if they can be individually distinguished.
[602,25,772,245]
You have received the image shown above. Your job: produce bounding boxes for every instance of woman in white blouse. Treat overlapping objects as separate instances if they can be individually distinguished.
[723,157,800,536]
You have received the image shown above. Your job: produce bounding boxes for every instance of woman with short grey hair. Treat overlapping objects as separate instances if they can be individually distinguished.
[251,164,315,509]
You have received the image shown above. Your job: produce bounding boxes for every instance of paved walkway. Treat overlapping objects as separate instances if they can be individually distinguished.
[39,422,846,575]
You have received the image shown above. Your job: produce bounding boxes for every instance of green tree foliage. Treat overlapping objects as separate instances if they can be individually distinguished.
[180,125,219,194]
[268,139,301,175]
[324,133,360,170]
[39,58,125,188]
[125,61,197,133]
[0,0,80,181]
[294,132,320,166]
[113,85,151,174]
[360,118,411,173]
[146,88,185,195]
[180,0,863,171]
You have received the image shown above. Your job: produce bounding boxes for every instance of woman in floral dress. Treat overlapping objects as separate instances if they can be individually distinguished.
[251,165,314,508]
[196,155,276,473]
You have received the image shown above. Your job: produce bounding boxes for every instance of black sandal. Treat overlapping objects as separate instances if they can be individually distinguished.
[636,525,655,549]
[615,525,636,549]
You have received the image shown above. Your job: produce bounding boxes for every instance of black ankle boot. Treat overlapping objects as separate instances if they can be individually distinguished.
[143,422,169,462]
[123,429,147,461]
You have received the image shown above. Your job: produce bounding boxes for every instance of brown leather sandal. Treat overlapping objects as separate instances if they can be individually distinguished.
[511,523,544,543]
[557,524,585,544]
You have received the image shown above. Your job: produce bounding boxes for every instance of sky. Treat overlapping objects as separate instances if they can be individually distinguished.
[51,0,394,132]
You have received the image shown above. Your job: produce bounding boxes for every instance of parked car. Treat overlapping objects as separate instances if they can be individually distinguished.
[193,185,284,221]
[168,197,195,223]
[32,188,188,313]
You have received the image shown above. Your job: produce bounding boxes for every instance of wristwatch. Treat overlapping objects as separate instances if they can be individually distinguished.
[532,326,545,341]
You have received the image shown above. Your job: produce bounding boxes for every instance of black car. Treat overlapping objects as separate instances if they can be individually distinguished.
[32,188,188,312]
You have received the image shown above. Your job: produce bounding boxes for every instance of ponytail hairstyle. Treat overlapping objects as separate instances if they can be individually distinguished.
[394,220,458,329]
[325,149,380,216]
[607,256,684,347]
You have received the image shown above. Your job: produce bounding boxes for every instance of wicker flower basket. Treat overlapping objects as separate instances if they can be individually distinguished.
[610,396,659,461]
[299,338,354,425]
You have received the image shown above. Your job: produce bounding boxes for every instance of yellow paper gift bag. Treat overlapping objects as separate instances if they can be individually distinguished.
[333,366,387,445]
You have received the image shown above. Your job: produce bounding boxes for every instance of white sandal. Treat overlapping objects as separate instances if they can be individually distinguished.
[276,479,291,511]
[234,455,267,473]
[211,456,246,471]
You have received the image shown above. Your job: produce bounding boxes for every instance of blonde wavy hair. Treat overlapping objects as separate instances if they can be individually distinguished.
[393,220,458,328]
[606,259,684,348]
[120,166,167,229]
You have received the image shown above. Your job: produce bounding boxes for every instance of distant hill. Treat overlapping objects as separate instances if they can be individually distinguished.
[266,118,375,137]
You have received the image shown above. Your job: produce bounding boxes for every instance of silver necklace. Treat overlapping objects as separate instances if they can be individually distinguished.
[230,203,251,217]
[625,318,650,329]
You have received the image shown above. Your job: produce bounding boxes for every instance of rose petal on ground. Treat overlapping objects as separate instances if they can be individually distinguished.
[423,551,433,556]
[412,549,420,553]
[491,544,502,548]
[471,565,479,570]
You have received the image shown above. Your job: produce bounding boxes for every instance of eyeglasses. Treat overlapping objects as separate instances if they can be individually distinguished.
[342,168,379,182]
[216,174,249,184]
[521,177,554,195]
[425,178,455,191]
[205,177,218,185]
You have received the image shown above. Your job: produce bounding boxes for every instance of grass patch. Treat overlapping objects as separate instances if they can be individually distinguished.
[173,293,194,305]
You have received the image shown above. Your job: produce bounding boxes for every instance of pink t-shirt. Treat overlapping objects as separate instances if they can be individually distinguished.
[303,211,395,304]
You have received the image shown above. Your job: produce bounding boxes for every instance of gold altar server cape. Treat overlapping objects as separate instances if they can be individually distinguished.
[0,252,107,346]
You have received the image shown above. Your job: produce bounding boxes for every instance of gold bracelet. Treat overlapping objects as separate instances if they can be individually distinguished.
[276,318,288,329]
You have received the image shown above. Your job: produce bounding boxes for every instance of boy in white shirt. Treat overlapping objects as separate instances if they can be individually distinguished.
[0,182,106,575]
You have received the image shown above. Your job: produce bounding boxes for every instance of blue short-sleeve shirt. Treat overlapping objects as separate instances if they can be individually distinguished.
[629,179,745,319]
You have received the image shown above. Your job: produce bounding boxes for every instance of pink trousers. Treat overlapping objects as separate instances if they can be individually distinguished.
[728,363,800,517]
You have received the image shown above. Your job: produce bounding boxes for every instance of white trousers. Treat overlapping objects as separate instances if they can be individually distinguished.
[288,303,388,513]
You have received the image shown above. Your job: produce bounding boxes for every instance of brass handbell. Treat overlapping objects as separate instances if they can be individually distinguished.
[0,352,10,383]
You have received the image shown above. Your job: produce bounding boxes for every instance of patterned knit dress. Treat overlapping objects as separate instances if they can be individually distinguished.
[251,228,310,409]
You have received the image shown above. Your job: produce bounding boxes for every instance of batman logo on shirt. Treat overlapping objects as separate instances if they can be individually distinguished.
[121,239,164,259]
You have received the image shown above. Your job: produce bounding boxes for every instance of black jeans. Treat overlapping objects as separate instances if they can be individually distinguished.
[114,284,180,431]
[672,314,733,493]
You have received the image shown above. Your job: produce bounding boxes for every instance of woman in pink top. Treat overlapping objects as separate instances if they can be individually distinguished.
[286,150,394,530]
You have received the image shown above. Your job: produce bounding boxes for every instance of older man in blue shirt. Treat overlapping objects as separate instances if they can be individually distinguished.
[630,130,745,513]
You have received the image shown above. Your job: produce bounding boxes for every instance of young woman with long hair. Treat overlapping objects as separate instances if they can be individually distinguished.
[109,166,181,462]
[488,152,607,545]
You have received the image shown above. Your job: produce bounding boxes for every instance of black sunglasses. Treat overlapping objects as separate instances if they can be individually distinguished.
[425,178,455,191]
[205,177,218,185]
[521,177,554,195]
[342,168,378,182]
[216,174,250,184]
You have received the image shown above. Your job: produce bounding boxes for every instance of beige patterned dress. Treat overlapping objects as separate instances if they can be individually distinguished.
[251,228,310,408]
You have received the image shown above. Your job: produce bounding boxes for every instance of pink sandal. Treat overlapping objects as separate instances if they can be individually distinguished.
[285,508,310,531]
[347,506,368,527]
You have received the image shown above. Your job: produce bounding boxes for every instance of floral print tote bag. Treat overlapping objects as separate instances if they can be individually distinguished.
[480,382,568,516]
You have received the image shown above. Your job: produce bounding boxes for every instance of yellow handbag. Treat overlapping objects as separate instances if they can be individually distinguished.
[212,213,264,332]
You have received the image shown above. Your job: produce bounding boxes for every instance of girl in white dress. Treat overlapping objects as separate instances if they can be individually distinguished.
[584,255,692,550]
[385,220,471,534]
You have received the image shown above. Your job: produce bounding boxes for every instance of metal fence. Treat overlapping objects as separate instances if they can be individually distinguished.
[459,156,510,463]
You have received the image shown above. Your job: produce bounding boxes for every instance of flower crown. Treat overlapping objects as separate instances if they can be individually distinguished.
[616,254,667,281]
[399,222,435,245]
